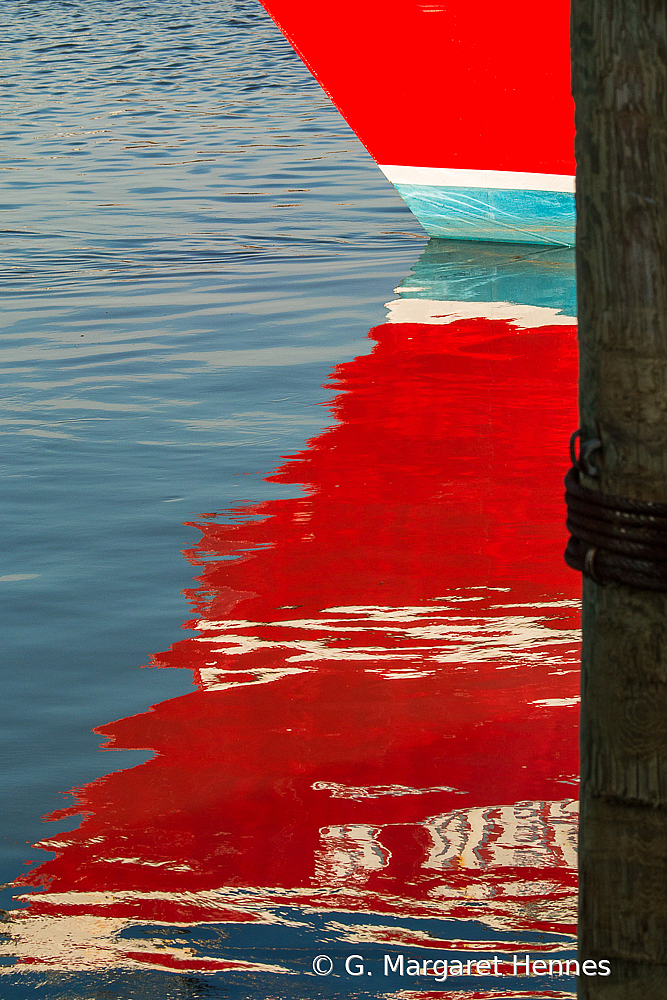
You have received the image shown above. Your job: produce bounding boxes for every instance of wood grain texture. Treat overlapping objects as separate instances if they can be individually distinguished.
[572,1,667,995]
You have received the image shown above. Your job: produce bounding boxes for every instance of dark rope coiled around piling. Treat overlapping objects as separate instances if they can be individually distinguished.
[564,464,667,592]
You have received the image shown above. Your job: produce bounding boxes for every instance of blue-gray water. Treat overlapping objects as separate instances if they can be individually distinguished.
[1,0,421,883]
[0,3,580,997]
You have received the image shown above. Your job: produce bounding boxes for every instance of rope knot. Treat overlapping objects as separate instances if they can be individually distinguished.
[564,436,667,591]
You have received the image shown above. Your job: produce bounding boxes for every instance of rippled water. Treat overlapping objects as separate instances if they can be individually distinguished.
[1,2,580,997]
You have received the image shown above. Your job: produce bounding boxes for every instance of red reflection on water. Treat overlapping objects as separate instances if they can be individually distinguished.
[12,310,579,970]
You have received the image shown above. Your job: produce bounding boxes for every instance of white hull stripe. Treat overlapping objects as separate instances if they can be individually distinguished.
[379,164,575,194]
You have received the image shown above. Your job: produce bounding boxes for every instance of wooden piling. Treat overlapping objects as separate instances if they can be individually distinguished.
[572,1,667,995]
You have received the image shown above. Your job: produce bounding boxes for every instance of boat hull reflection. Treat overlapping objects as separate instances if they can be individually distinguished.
[7,241,580,997]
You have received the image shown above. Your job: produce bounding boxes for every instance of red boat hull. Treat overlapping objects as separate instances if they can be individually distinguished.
[259,0,576,243]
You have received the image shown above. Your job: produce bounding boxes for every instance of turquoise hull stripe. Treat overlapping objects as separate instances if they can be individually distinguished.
[394,183,576,246]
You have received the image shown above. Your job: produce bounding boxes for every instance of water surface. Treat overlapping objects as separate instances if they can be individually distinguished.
[1,3,579,997]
